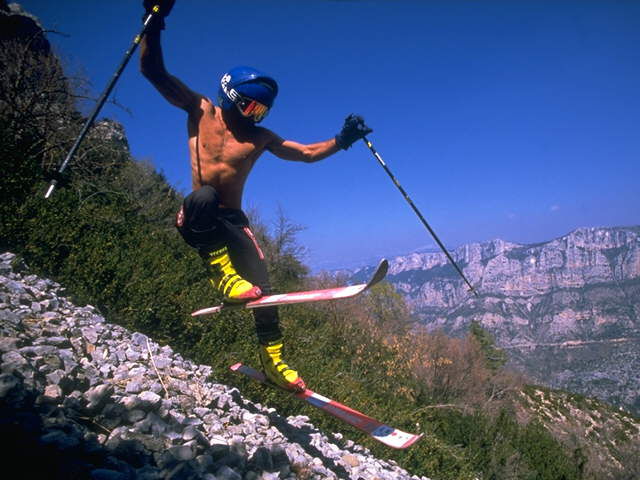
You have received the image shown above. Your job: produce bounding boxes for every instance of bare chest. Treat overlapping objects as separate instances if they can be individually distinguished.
[188,110,263,165]
[186,105,268,200]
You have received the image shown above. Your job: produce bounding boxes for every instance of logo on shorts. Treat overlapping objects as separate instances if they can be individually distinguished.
[175,206,185,227]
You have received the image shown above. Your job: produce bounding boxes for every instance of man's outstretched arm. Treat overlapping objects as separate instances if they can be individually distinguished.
[139,1,201,113]
[267,136,341,163]
[265,114,373,163]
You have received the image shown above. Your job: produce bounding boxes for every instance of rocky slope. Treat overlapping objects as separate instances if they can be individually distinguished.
[517,385,640,478]
[351,226,640,414]
[0,252,429,480]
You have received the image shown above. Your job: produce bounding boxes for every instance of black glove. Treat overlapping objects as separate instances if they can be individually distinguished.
[143,0,176,31]
[335,114,373,150]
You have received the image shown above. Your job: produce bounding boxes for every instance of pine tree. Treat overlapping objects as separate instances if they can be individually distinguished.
[469,321,508,371]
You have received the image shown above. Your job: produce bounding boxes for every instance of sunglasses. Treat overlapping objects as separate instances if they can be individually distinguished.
[236,95,270,123]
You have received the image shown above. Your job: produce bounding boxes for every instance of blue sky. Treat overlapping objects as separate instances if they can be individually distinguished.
[24,0,640,270]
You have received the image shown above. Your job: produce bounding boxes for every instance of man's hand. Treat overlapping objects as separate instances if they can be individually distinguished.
[143,0,176,31]
[335,114,373,150]
[144,0,175,16]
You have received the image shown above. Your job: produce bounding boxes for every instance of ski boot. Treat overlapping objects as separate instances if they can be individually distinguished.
[207,246,262,303]
[259,339,306,392]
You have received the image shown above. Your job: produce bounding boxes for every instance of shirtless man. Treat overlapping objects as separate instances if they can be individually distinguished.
[139,1,372,391]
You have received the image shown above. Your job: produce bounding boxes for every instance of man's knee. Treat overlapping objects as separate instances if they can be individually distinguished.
[185,185,220,230]
[177,186,223,251]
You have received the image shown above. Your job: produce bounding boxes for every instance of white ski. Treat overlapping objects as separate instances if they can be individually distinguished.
[192,259,388,317]
[230,362,422,449]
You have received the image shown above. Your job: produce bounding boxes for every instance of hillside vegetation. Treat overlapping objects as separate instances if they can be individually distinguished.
[1,20,638,480]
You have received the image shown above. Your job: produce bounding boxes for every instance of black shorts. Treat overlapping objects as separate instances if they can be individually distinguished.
[176,185,281,343]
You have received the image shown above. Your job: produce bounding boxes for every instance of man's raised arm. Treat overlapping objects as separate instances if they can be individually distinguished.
[139,0,201,113]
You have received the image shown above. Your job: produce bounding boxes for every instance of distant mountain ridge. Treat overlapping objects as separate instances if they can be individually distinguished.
[349,226,640,414]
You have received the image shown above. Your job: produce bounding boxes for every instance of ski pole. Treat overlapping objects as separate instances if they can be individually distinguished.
[44,5,164,199]
[362,137,479,297]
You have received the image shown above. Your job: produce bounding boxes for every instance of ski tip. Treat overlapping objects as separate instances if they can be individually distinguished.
[378,431,423,449]
[367,258,389,287]
[400,433,423,449]
[380,258,389,272]
[191,305,224,317]
[372,425,424,449]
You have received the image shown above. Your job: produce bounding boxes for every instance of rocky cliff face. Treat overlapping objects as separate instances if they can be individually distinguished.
[352,226,640,414]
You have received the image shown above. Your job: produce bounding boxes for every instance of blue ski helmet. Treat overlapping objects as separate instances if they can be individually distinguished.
[218,66,278,123]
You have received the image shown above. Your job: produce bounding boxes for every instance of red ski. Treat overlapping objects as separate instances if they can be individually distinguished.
[192,259,388,317]
[230,362,422,449]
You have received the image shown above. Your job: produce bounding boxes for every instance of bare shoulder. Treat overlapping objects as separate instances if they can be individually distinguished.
[256,126,284,149]
[189,97,218,120]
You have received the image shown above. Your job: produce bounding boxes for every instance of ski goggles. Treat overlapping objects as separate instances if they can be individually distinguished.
[236,95,270,123]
